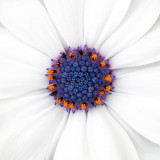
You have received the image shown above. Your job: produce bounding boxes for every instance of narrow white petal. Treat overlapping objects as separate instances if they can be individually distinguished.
[110,17,160,69]
[0,56,47,99]
[107,92,160,145]
[0,93,68,160]
[0,0,63,57]
[0,27,50,71]
[110,109,160,160]
[113,65,160,100]
[43,0,84,47]
[84,0,131,47]
[100,0,160,58]
[53,110,88,160]
[87,106,139,160]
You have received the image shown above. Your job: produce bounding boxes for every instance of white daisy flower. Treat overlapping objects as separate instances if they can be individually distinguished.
[0,0,160,160]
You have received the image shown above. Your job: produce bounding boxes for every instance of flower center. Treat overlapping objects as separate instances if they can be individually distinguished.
[46,45,115,112]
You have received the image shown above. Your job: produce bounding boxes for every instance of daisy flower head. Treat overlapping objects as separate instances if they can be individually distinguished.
[0,0,160,160]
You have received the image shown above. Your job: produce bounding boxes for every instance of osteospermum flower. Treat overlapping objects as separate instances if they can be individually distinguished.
[0,0,160,159]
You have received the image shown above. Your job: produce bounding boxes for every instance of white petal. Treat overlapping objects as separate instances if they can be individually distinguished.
[43,0,84,47]
[0,93,68,160]
[53,110,88,160]
[0,56,47,99]
[110,109,160,160]
[0,27,51,71]
[107,92,160,145]
[100,0,160,58]
[87,106,139,160]
[113,65,160,100]
[110,17,160,69]
[84,0,131,47]
[0,0,64,57]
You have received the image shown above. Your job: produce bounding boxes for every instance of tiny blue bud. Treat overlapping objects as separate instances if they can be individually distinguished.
[73,88,78,94]
[92,77,98,83]
[87,93,93,98]
[73,62,79,67]
[81,66,87,72]
[65,66,71,72]
[77,93,82,98]
[64,93,69,99]
[92,63,98,68]
[86,61,91,66]
[79,61,85,66]
[76,67,81,72]
[71,95,77,100]
[61,78,66,83]
[82,95,88,101]
[68,85,74,91]
[68,60,74,66]
[82,90,87,94]
[88,87,94,92]
[88,67,93,72]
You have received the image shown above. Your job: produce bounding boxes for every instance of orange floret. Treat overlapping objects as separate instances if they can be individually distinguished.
[81,103,87,110]
[56,98,62,103]
[63,101,69,107]
[105,75,112,81]
[69,103,74,109]
[48,84,56,91]
[48,75,53,80]
[48,69,53,74]
[91,54,97,60]
[100,61,105,67]
[69,52,74,58]
[95,97,102,104]
[105,85,111,91]
[99,90,104,95]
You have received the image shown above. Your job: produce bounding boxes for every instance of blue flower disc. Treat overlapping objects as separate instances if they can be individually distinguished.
[46,45,115,112]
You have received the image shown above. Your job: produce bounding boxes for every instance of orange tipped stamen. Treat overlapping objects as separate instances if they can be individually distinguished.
[91,54,97,60]
[69,52,74,58]
[105,75,112,81]
[55,61,61,66]
[95,97,102,104]
[69,103,74,109]
[105,85,111,91]
[63,101,69,107]
[81,103,87,109]
[99,90,104,95]
[56,98,62,103]
[48,84,56,91]
[48,69,53,74]
[53,70,58,73]
[100,61,105,67]
[48,75,53,80]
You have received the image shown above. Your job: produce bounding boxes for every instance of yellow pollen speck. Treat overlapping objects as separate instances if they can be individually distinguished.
[105,75,112,81]
[63,101,69,107]
[81,104,87,109]
[48,69,53,74]
[105,86,111,91]
[100,61,105,67]
[95,97,101,104]
[91,54,97,60]
[69,103,74,109]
